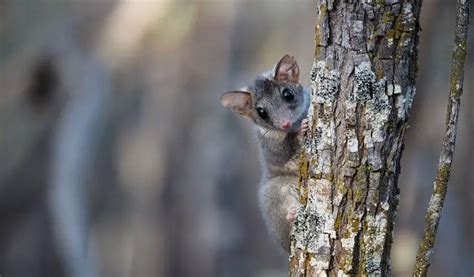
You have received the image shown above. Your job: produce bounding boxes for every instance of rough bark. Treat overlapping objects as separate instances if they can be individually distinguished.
[290,1,422,276]
[413,0,470,276]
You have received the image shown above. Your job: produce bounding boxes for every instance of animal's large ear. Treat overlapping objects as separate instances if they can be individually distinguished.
[220,91,252,117]
[274,54,300,83]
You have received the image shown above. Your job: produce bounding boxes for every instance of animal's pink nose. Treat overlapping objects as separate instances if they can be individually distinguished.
[282,120,292,129]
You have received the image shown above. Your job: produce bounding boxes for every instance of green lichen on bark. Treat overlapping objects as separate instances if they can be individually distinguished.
[413,164,450,276]
[449,39,467,98]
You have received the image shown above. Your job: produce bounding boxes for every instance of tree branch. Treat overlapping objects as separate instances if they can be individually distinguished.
[413,1,470,276]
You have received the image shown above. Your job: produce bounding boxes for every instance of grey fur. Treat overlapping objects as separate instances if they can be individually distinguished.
[221,55,310,252]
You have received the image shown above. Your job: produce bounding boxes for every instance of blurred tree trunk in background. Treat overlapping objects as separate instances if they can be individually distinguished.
[290,1,422,275]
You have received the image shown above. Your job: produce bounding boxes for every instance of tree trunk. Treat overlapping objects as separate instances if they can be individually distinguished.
[290,1,422,276]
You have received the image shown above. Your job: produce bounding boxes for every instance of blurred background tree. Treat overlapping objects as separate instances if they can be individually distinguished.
[0,0,472,276]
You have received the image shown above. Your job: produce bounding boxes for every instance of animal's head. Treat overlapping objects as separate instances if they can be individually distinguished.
[220,55,309,133]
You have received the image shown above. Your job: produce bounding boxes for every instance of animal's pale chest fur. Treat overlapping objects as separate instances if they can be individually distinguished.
[257,127,302,179]
[266,156,300,178]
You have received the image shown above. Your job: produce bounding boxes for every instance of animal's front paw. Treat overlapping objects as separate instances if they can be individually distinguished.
[298,118,309,136]
[286,206,298,222]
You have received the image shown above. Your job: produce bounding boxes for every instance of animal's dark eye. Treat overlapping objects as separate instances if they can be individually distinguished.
[256,107,268,120]
[282,88,294,102]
